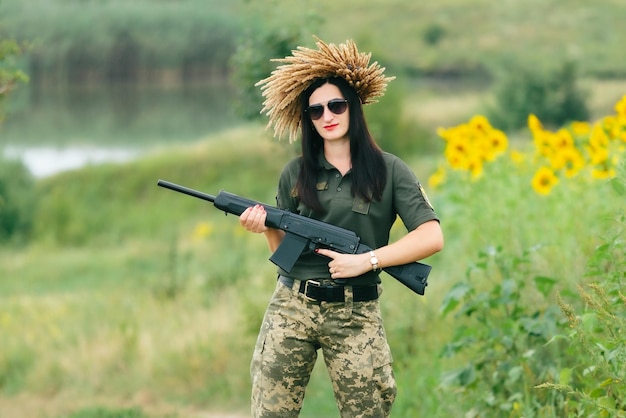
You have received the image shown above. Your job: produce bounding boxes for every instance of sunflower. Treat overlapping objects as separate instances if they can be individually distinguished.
[531,166,559,195]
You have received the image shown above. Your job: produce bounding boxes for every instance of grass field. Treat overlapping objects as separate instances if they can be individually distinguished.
[246,0,626,77]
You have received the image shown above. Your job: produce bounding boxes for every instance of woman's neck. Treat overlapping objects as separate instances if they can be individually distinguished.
[324,139,351,175]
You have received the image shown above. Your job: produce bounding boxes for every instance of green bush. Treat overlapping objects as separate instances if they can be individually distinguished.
[438,162,626,417]
[0,157,37,243]
[423,22,446,46]
[0,0,240,83]
[230,27,308,121]
[537,163,626,417]
[439,244,566,416]
[487,61,590,131]
[0,38,29,122]
[230,9,323,121]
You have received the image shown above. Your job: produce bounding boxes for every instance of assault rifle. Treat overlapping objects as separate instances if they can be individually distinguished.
[157,179,431,295]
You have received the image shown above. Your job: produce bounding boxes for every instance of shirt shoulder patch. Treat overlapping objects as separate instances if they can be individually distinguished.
[419,183,434,210]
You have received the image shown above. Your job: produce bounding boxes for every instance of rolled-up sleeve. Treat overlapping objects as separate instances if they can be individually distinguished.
[275,157,301,212]
[389,156,439,231]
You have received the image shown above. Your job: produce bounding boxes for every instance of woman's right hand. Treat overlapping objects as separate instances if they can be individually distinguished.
[239,204,268,234]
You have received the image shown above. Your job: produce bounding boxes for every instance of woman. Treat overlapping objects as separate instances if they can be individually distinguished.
[240,37,444,418]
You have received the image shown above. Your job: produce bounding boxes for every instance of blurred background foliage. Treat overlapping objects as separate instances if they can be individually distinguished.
[2,0,624,129]
[0,0,238,84]
[3,0,626,83]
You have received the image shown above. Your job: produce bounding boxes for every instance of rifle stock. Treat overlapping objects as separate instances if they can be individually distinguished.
[157,179,430,295]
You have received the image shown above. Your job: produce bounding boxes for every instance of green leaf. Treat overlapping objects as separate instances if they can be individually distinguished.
[559,368,572,386]
[609,177,626,196]
[533,275,557,297]
[597,395,616,410]
[581,313,597,333]
[501,278,517,299]
[440,282,472,316]
[439,340,469,358]
[507,366,523,384]
[583,365,597,377]
[519,317,545,337]
[589,388,604,398]
[457,365,477,386]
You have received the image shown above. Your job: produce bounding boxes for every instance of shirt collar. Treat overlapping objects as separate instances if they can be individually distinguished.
[318,149,334,171]
[317,148,353,177]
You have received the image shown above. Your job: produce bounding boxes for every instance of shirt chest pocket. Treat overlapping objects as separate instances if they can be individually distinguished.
[352,198,370,215]
[317,180,371,215]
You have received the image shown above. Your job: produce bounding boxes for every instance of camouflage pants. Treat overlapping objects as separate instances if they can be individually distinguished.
[250,279,397,418]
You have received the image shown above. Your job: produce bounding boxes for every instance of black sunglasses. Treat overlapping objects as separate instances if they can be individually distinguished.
[306,99,349,120]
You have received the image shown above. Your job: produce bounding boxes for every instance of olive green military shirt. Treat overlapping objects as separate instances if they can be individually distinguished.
[275,151,439,286]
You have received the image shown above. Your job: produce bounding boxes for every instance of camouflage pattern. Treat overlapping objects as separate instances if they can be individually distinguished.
[251,279,396,418]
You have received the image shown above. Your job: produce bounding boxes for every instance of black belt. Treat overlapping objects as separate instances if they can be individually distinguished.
[279,276,379,303]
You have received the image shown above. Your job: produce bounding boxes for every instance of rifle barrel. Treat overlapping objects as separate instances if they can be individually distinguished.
[156,179,217,203]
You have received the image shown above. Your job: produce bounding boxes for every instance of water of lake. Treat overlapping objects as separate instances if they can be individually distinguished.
[0,82,243,177]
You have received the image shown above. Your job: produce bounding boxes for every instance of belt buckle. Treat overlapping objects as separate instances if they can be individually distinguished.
[303,280,321,302]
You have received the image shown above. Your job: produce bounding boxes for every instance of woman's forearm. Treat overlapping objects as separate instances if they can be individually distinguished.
[374,220,443,269]
[264,228,286,253]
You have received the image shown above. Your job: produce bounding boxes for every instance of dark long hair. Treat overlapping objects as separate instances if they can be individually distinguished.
[296,77,387,213]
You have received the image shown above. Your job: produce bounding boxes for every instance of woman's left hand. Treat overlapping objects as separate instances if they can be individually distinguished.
[315,248,371,279]
[239,204,268,234]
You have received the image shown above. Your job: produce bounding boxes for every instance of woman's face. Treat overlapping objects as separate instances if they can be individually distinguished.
[307,82,350,142]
